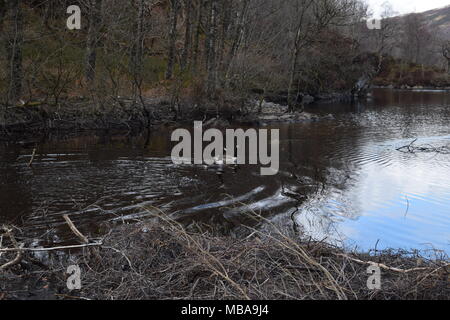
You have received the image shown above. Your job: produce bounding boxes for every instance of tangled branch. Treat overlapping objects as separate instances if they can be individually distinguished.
[397,139,450,154]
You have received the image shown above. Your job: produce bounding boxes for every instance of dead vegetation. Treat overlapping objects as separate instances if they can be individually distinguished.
[397,139,450,154]
[1,211,448,300]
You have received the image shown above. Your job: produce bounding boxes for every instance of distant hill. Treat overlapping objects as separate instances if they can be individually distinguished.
[419,5,450,34]
[372,6,450,87]
[402,5,450,40]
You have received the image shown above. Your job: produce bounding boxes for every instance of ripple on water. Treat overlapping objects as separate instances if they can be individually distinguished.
[1,89,449,252]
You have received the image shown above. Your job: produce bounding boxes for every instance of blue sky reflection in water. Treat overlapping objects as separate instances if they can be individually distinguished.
[293,89,450,254]
[0,89,449,254]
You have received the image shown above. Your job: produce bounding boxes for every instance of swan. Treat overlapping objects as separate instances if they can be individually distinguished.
[213,148,237,165]
[213,155,237,165]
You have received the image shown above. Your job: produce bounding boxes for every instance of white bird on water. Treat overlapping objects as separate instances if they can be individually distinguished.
[213,148,237,165]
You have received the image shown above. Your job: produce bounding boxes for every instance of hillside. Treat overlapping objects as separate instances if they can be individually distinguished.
[370,5,450,88]
[392,5,450,40]
[418,5,450,39]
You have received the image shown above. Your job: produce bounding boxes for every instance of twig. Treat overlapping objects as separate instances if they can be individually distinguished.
[0,244,24,271]
[28,148,36,167]
[63,214,89,244]
[0,227,24,271]
[0,242,103,253]
[103,246,134,271]
[397,139,450,154]
[335,253,441,273]
[54,294,92,300]
[404,195,410,218]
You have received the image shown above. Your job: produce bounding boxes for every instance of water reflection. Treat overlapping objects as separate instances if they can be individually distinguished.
[0,89,449,253]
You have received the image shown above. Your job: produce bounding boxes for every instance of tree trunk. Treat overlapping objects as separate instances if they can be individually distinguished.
[192,0,203,72]
[85,0,102,84]
[224,0,249,82]
[131,0,145,83]
[180,0,193,71]
[218,0,232,73]
[287,0,314,113]
[287,26,302,113]
[206,0,217,99]
[5,0,23,104]
[442,43,450,76]
[0,1,6,30]
[204,0,211,70]
[166,0,179,80]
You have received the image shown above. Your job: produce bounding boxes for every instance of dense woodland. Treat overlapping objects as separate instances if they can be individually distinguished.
[0,0,449,124]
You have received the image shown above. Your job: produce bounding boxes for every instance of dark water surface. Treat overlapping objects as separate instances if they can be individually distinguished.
[1,89,449,253]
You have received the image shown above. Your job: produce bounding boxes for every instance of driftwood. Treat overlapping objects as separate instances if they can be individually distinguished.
[63,214,103,261]
[63,214,89,244]
[0,227,24,271]
[334,253,441,274]
[0,242,102,253]
[28,148,36,167]
[397,139,450,154]
[0,217,100,257]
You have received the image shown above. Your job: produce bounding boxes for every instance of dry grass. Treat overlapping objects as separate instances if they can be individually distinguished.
[1,211,449,300]
[64,213,449,300]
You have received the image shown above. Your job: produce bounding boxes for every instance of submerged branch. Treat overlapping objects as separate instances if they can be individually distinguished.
[397,139,450,154]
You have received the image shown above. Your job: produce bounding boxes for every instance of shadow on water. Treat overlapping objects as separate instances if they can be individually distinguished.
[0,88,449,253]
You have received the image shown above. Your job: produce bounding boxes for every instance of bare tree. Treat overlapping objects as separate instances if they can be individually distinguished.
[400,13,430,65]
[224,0,250,82]
[286,0,363,111]
[192,0,204,72]
[372,2,398,73]
[287,0,314,112]
[85,0,103,84]
[0,0,376,123]
[0,1,6,29]
[166,0,180,80]
[180,0,193,71]
[206,0,218,98]
[4,0,23,104]
[443,41,450,75]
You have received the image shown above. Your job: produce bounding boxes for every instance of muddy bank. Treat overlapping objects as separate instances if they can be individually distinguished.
[0,97,334,143]
[0,97,175,140]
[1,215,448,300]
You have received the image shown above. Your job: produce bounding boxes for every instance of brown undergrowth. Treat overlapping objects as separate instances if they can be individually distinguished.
[1,212,449,300]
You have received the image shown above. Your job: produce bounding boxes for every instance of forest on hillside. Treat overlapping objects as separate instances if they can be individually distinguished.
[0,0,449,128]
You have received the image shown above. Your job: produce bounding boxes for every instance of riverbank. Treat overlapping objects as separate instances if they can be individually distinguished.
[0,96,333,142]
[373,57,450,90]
[373,85,450,91]
[1,214,448,300]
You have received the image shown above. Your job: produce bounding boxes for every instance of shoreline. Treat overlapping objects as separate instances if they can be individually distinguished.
[0,97,336,143]
[373,85,450,91]
[1,216,448,300]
